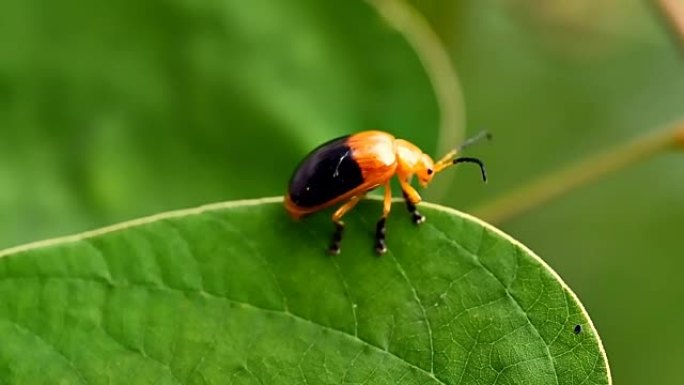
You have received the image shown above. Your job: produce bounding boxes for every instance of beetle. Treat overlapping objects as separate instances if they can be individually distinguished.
[284,130,490,255]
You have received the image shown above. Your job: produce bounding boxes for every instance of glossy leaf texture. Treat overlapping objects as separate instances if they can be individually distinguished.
[0,198,609,384]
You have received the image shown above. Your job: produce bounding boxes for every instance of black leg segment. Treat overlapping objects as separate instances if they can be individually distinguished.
[329,221,344,255]
[402,191,426,224]
[375,217,387,255]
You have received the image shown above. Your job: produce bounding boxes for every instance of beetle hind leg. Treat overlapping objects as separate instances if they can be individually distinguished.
[329,221,344,255]
[329,196,363,255]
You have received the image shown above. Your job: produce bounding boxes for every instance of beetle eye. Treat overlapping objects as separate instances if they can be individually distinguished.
[427,168,433,175]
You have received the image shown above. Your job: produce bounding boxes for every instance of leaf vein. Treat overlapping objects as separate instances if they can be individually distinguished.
[0,275,446,385]
[428,223,561,385]
[2,319,90,385]
[384,249,436,375]
[202,214,290,312]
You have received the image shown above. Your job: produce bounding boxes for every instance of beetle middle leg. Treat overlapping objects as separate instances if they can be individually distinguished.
[329,195,364,255]
[375,183,393,255]
[400,179,425,224]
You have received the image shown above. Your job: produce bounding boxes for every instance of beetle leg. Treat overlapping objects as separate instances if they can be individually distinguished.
[399,179,425,224]
[329,195,363,255]
[375,183,392,255]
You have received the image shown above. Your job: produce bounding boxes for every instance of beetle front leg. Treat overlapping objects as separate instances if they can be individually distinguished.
[399,179,425,224]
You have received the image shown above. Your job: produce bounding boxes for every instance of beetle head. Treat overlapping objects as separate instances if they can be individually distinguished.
[417,153,435,187]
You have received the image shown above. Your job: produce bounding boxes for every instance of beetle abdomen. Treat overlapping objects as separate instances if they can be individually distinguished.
[288,136,364,208]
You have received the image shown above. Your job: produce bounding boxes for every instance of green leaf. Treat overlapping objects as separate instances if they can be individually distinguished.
[0,0,439,248]
[0,197,609,384]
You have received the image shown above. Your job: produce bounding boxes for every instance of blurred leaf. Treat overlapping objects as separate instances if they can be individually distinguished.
[0,198,609,384]
[428,3,684,384]
[0,0,439,248]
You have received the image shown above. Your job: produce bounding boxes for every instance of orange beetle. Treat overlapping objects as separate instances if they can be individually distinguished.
[285,130,489,255]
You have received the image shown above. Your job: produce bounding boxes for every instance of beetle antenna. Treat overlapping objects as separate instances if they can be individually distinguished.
[435,131,492,172]
[458,130,492,151]
[453,157,487,182]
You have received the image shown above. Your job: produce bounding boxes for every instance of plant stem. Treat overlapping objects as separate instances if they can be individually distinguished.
[471,121,684,225]
[366,0,466,152]
[366,0,468,203]
[654,0,684,49]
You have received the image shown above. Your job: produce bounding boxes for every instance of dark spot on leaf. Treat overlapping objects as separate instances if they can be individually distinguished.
[574,324,582,334]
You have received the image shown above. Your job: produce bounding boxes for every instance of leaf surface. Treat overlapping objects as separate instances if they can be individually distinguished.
[0,198,609,384]
[0,0,439,248]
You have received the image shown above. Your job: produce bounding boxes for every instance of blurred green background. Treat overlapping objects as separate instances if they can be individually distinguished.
[1,0,682,383]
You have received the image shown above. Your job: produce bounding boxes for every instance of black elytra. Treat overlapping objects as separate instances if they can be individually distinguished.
[288,136,365,208]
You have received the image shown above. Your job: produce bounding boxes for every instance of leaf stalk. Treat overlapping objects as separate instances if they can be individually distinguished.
[471,121,684,224]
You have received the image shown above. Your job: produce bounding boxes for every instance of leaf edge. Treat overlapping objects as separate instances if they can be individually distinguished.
[0,196,612,384]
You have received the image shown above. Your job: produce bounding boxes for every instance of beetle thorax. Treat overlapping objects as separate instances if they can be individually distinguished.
[394,139,433,175]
